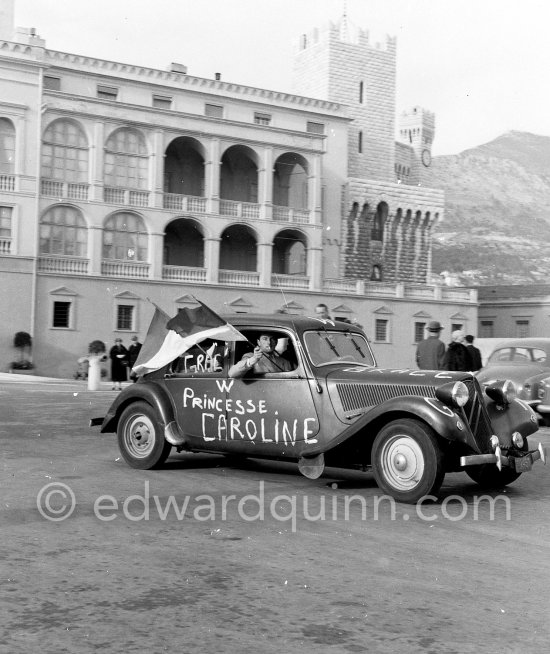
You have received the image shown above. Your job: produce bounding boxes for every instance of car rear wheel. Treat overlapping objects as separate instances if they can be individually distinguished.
[372,419,444,504]
[466,465,521,488]
[117,401,172,469]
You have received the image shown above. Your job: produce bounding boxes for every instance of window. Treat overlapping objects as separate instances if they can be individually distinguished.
[205,103,223,118]
[42,119,88,183]
[103,212,148,261]
[375,319,389,342]
[371,202,387,241]
[515,320,530,338]
[52,301,71,328]
[104,128,148,190]
[0,206,13,253]
[117,305,134,331]
[414,322,426,343]
[44,76,61,91]
[254,112,271,126]
[480,320,494,338]
[306,121,325,135]
[152,94,172,109]
[358,130,363,153]
[451,323,463,332]
[359,81,364,104]
[0,117,15,175]
[97,85,118,101]
[39,205,87,256]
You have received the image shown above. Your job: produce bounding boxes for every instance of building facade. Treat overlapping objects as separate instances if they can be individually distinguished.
[0,6,477,378]
[476,285,550,338]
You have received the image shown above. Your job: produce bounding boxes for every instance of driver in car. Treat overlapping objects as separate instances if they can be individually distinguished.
[229,332,295,378]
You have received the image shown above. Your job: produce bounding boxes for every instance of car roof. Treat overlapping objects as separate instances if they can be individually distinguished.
[222,313,364,335]
[490,338,550,350]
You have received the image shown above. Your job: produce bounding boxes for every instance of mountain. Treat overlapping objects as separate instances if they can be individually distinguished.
[423,131,550,285]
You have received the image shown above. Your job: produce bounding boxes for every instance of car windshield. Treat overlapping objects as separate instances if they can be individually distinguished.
[304,330,375,367]
[488,346,548,365]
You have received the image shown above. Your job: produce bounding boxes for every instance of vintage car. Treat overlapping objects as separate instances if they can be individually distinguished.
[93,315,546,503]
[476,338,550,427]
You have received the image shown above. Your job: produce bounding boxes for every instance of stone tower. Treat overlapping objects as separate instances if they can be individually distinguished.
[292,16,397,182]
[398,106,435,185]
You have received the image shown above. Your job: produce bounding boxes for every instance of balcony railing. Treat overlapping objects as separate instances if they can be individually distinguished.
[220,199,260,219]
[0,174,15,192]
[219,269,260,286]
[324,278,362,294]
[271,274,310,290]
[163,193,207,213]
[38,255,89,275]
[273,205,311,224]
[101,260,150,278]
[41,180,90,200]
[162,265,207,282]
[404,284,437,299]
[104,187,149,207]
[0,238,12,255]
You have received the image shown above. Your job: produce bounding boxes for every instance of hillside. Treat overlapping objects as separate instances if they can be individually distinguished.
[423,131,550,285]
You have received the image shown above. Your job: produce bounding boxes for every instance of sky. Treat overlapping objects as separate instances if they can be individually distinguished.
[11,0,550,155]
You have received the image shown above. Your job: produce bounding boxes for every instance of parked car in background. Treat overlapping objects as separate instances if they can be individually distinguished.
[92,314,546,504]
[476,338,550,426]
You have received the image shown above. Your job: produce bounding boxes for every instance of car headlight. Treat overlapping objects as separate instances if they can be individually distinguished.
[435,381,470,408]
[485,379,516,405]
[512,432,524,448]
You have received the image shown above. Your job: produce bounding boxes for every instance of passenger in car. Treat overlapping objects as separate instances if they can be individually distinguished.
[229,332,295,378]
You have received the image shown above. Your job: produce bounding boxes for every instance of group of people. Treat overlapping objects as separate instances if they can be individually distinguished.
[109,336,142,390]
[416,321,482,372]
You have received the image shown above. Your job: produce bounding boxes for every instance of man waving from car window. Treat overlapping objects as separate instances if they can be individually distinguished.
[229,332,294,378]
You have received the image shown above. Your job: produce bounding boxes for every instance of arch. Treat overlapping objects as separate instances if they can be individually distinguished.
[104,127,149,190]
[164,217,204,267]
[219,223,257,271]
[273,152,309,209]
[272,228,308,276]
[372,201,388,241]
[41,118,89,183]
[103,211,148,261]
[220,145,259,202]
[39,204,88,256]
[0,117,15,175]
[164,136,205,196]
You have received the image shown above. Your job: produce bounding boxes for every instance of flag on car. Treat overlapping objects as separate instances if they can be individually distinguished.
[132,299,247,376]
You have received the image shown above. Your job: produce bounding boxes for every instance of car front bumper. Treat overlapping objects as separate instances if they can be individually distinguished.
[460,443,547,472]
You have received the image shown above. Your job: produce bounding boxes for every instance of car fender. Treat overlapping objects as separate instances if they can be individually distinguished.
[303,395,472,458]
[484,398,539,444]
[99,382,176,434]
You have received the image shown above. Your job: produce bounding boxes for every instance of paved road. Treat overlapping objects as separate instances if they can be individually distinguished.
[1,378,550,653]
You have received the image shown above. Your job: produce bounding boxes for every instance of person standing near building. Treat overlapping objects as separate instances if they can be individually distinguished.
[109,338,128,390]
[465,334,483,371]
[416,321,446,370]
[127,335,142,382]
[442,330,473,372]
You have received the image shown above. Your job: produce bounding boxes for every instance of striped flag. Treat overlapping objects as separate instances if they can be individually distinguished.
[132,300,247,376]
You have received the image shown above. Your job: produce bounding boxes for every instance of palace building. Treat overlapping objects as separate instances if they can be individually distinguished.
[0,3,476,377]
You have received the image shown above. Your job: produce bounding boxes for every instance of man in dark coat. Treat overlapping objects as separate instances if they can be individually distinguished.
[465,334,483,371]
[416,320,446,370]
[443,330,473,372]
[127,335,142,382]
[109,338,128,390]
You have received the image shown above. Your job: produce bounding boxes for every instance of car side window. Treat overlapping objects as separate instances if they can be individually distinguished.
[171,340,227,376]
[233,330,299,374]
[491,348,512,362]
[532,348,547,363]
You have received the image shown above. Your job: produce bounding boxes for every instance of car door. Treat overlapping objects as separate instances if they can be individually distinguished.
[216,330,320,457]
[163,340,230,448]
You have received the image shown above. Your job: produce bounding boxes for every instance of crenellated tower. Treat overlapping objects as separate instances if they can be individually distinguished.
[292,17,397,182]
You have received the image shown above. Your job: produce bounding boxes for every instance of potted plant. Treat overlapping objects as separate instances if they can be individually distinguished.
[10,331,34,373]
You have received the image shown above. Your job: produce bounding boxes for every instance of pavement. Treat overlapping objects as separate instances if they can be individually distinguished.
[0,371,128,389]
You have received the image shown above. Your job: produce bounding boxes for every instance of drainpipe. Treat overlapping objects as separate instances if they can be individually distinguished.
[29,64,44,357]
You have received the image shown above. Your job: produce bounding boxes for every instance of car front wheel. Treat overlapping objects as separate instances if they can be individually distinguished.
[117,401,172,469]
[372,419,444,503]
